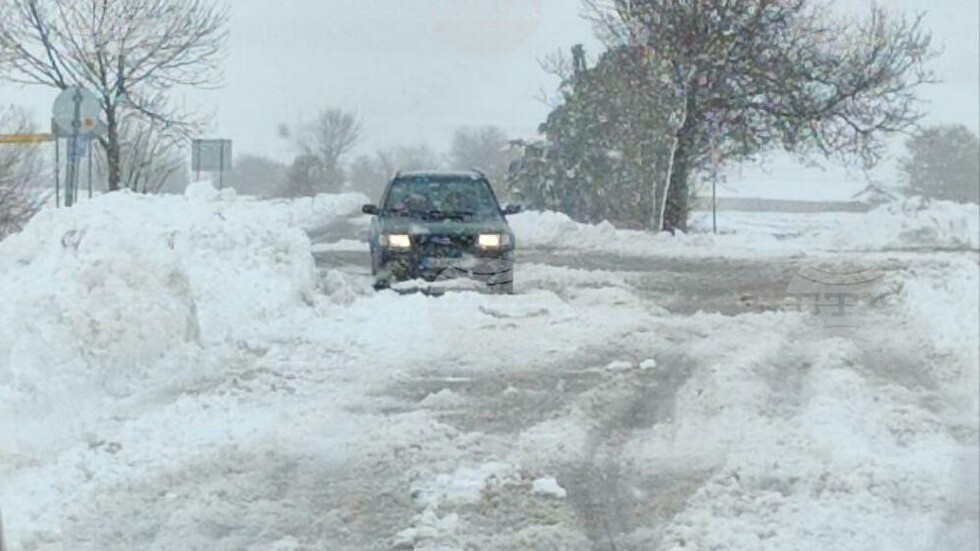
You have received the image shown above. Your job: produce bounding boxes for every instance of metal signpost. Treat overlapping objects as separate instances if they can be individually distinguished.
[52,86,101,207]
[88,141,94,199]
[55,136,60,207]
[191,139,233,189]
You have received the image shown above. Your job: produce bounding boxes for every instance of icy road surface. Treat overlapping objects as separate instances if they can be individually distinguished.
[1,190,977,551]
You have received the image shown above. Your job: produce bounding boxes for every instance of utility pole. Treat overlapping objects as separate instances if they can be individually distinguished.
[710,123,720,235]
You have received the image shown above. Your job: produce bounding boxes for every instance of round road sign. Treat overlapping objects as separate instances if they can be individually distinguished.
[52,86,101,136]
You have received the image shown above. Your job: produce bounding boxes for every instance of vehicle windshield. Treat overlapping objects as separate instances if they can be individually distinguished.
[383,177,501,220]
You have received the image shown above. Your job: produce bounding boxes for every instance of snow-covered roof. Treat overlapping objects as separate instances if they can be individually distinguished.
[396,170,484,180]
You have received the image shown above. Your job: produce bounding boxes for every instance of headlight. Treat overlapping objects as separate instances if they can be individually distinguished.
[477,233,510,249]
[382,234,412,249]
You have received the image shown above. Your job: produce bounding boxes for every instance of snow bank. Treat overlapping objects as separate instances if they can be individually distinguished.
[816,198,980,251]
[0,185,321,401]
[0,184,391,549]
[508,210,619,249]
[513,197,979,256]
[893,257,980,417]
[180,181,368,231]
[184,180,220,202]
[264,191,369,231]
[531,476,567,499]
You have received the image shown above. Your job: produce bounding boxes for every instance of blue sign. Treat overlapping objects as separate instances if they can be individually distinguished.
[67,136,92,161]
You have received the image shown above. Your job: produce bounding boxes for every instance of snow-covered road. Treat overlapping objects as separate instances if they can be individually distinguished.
[1,189,977,550]
[305,212,980,550]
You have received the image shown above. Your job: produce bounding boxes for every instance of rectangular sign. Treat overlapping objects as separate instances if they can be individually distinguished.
[192,139,233,172]
[67,136,92,161]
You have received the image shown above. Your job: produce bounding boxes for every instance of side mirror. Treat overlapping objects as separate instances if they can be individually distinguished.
[362,204,380,216]
[501,204,523,216]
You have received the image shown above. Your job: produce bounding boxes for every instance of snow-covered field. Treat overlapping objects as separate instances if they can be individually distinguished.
[1,185,977,550]
[507,198,979,257]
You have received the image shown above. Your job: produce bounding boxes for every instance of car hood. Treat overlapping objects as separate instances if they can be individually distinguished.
[379,217,512,236]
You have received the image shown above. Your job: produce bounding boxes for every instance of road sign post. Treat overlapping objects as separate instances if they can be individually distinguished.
[55,137,60,208]
[64,88,82,206]
[52,86,102,207]
[88,139,94,199]
[191,139,233,187]
[219,140,225,190]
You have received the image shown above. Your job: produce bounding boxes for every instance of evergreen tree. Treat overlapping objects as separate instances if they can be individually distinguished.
[900,125,980,203]
[510,45,676,228]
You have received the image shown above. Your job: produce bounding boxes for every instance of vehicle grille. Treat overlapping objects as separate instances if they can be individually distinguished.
[416,234,475,256]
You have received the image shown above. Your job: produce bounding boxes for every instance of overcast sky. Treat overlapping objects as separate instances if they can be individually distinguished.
[1,0,977,200]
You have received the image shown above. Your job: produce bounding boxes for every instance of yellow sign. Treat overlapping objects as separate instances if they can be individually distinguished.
[0,133,56,144]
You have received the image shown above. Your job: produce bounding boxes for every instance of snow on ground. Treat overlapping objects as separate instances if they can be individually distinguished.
[0,184,368,548]
[511,198,979,257]
[616,266,980,550]
[531,476,567,499]
[267,191,370,232]
[695,198,980,251]
[310,239,368,253]
[1,186,977,550]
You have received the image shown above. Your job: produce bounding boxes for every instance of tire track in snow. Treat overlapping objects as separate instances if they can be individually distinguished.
[558,351,709,551]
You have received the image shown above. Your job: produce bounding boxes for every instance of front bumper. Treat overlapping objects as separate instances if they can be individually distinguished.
[378,248,514,288]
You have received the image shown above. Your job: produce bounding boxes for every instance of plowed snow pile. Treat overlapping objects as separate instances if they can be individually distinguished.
[0,185,376,549]
[513,198,980,255]
[0,185,324,398]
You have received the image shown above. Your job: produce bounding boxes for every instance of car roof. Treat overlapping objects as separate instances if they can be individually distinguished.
[394,170,486,180]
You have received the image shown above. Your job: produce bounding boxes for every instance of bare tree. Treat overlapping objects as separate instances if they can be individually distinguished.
[586,0,936,231]
[0,106,46,239]
[375,144,441,176]
[292,108,363,192]
[115,115,186,193]
[348,154,388,201]
[0,0,229,191]
[282,154,324,198]
[224,154,288,198]
[448,125,519,196]
[349,144,441,201]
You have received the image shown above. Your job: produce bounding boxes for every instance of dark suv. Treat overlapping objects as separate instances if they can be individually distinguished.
[362,171,521,294]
